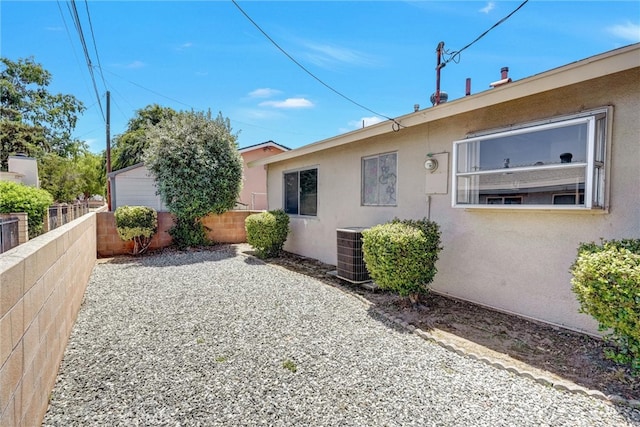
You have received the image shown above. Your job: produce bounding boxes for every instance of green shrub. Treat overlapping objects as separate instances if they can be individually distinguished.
[169,217,211,250]
[570,239,640,372]
[362,218,442,304]
[0,181,53,238]
[245,209,290,258]
[114,205,158,255]
[143,110,243,246]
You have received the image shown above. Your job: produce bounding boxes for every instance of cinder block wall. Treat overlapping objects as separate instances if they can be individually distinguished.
[201,211,256,244]
[97,211,174,257]
[97,210,258,257]
[0,212,97,426]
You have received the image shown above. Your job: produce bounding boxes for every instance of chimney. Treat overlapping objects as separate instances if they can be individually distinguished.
[490,66,512,88]
[8,155,39,187]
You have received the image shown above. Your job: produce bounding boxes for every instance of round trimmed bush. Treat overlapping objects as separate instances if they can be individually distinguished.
[362,218,442,303]
[114,205,158,255]
[245,209,290,258]
[571,239,640,372]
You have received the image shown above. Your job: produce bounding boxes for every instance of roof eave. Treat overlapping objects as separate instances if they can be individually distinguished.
[239,140,291,153]
[107,162,146,178]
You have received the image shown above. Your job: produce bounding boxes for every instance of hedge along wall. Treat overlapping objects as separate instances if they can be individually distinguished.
[0,211,98,426]
[97,210,260,257]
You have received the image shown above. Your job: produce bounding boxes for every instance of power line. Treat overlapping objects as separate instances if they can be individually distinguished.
[443,0,529,65]
[67,0,105,120]
[83,0,108,91]
[56,0,94,109]
[104,82,137,120]
[231,0,404,129]
[98,67,195,109]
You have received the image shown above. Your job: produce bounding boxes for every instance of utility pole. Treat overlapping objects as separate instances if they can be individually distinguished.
[106,90,112,211]
[435,42,445,106]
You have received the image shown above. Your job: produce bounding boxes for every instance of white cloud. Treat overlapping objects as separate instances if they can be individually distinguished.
[249,88,281,98]
[607,22,640,42]
[242,108,284,120]
[479,2,495,14]
[302,42,379,68]
[348,116,385,129]
[259,98,314,109]
[111,60,146,69]
[172,42,194,52]
[125,60,146,69]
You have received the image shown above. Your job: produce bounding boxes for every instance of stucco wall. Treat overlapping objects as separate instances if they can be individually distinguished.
[0,212,97,426]
[265,68,640,335]
[239,147,287,210]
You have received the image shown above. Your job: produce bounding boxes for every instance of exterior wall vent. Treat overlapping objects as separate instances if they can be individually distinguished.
[336,227,370,283]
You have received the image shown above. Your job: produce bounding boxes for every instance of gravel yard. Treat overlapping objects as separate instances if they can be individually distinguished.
[43,247,640,426]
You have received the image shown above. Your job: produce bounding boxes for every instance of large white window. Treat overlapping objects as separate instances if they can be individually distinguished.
[452,109,608,209]
[284,167,317,216]
[362,152,397,206]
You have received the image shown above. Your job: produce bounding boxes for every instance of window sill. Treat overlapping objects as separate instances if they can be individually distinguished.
[287,214,319,220]
[454,205,609,214]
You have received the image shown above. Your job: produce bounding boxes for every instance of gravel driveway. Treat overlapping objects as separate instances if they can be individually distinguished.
[43,247,639,426]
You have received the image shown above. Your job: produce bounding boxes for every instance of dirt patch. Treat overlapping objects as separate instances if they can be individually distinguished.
[248,247,638,401]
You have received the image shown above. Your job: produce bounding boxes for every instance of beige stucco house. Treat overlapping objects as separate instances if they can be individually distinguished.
[250,43,640,336]
[108,141,288,212]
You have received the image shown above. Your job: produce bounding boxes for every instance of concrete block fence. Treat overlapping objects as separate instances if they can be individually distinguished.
[0,212,97,426]
[97,210,259,257]
[0,208,256,425]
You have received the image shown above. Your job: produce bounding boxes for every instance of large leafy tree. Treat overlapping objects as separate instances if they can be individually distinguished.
[76,150,106,199]
[111,104,177,171]
[39,151,105,202]
[144,110,243,248]
[0,57,85,169]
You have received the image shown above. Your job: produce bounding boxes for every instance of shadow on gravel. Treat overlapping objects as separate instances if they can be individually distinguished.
[365,306,413,335]
[97,244,239,267]
[241,251,269,266]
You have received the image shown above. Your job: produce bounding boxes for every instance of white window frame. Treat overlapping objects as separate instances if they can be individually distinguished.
[361,151,398,207]
[452,108,610,210]
[283,166,318,216]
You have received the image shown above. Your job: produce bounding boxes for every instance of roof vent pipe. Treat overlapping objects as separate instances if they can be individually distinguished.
[465,78,471,96]
[490,66,512,88]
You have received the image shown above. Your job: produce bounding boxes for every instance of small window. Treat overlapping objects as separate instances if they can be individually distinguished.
[362,152,397,206]
[452,109,608,209]
[284,167,317,216]
[553,193,585,205]
[487,196,523,205]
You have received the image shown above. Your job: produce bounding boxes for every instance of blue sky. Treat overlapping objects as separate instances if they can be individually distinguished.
[1,1,639,153]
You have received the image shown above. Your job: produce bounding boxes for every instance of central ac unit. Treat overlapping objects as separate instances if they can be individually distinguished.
[336,227,370,283]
